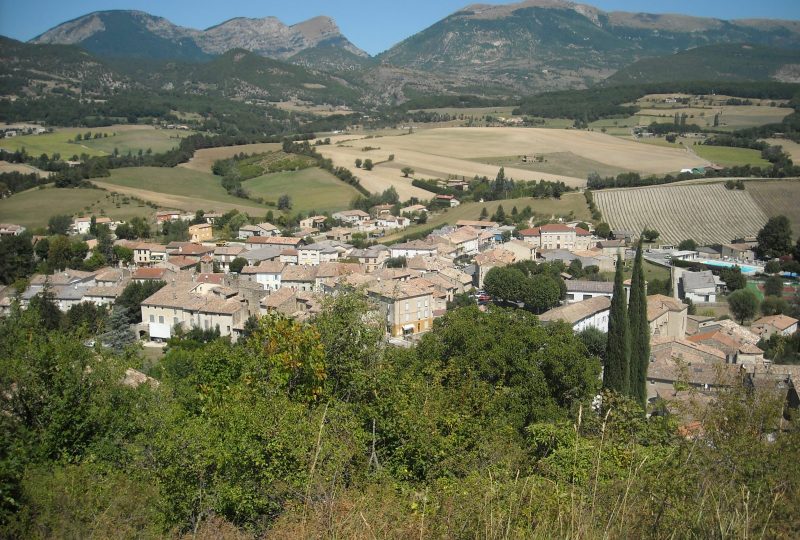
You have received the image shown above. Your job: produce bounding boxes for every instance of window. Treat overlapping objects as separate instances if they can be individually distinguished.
[149,314,154,323]
[158,315,164,324]
[173,317,178,325]
[405,302,409,312]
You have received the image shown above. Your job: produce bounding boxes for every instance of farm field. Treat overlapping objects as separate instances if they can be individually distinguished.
[476,152,636,179]
[0,187,153,229]
[244,168,361,214]
[747,180,800,239]
[0,125,191,158]
[382,193,591,242]
[631,94,792,130]
[179,143,282,173]
[95,167,269,216]
[0,160,51,176]
[593,183,768,245]
[318,127,707,199]
[692,145,771,167]
[409,106,517,117]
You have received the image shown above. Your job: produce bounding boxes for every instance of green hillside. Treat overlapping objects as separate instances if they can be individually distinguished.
[607,44,800,85]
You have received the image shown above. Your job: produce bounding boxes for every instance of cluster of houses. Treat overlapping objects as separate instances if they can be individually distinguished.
[5,203,798,420]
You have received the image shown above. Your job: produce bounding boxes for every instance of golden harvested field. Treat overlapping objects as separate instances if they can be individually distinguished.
[594,183,769,245]
[747,180,800,239]
[179,143,282,173]
[317,127,707,199]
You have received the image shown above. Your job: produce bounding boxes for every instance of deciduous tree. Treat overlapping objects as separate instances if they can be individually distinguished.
[727,288,759,324]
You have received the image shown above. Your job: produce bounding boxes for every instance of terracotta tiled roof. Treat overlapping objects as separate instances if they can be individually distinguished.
[133,268,170,280]
[753,314,798,331]
[247,236,302,246]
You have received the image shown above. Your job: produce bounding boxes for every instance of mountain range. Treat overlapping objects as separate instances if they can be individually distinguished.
[7,1,800,104]
[31,10,367,62]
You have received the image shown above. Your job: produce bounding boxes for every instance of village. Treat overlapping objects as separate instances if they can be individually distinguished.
[1,197,797,423]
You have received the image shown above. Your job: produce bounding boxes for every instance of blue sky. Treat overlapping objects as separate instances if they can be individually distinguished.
[1,0,798,55]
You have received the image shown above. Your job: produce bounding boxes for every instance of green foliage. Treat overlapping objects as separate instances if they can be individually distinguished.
[759,332,800,364]
[607,44,800,85]
[277,194,292,210]
[101,306,137,353]
[484,264,562,313]
[161,219,188,243]
[727,288,760,324]
[720,266,748,291]
[229,256,248,274]
[46,214,71,235]
[6,463,163,539]
[63,301,108,336]
[0,306,148,524]
[761,295,789,316]
[385,256,406,268]
[415,307,601,429]
[628,241,650,407]
[594,221,611,238]
[604,256,630,394]
[678,238,697,251]
[116,280,166,323]
[764,275,784,297]
[3,270,800,538]
[240,315,327,403]
[0,233,34,285]
[642,228,660,242]
[757,215,794,259]
[765,259,782,274]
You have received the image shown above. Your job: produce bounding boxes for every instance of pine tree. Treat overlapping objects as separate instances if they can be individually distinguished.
[603,255,630,394]
[101,306,136,353]
[628,239,650,407]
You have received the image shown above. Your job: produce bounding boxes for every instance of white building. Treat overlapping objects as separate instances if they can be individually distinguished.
[140,281,252,342]
[241,261,285,291]
[389,240,438,259]
[332,210,370,224]
[565,280,615,304]
[539,296,611,333]
[680,270,717,303]
[72,216,113,235]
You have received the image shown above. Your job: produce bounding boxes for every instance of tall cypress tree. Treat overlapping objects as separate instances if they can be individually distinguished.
[603,254,630,394]
[628,239,651,407]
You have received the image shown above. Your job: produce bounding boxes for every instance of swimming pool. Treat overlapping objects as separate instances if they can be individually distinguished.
[700,260,760,274]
